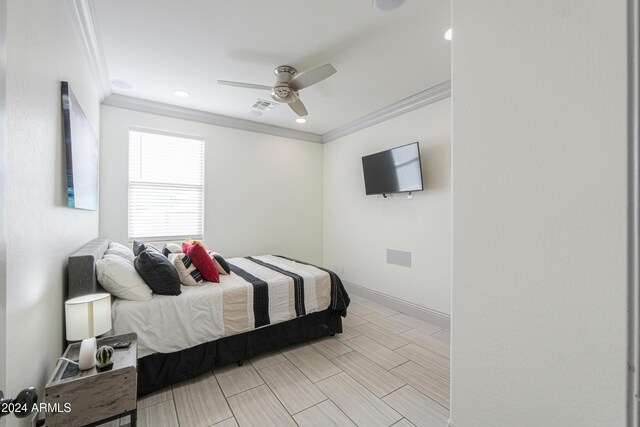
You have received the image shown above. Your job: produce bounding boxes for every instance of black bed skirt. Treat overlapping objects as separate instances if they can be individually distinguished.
[137,309,344,396]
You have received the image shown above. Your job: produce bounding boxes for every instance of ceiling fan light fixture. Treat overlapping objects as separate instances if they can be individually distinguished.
[218,63,336,117]
[372,0,406,12]
[444,28,452,41]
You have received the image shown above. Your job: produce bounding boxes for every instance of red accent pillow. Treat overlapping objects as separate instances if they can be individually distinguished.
[182,242,220,283]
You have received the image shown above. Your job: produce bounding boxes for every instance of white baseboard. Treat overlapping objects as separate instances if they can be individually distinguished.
[343,281,450,330]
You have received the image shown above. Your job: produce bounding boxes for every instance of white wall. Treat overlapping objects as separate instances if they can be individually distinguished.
[0,0,7,418]
[4,1,100,424]
[99,106,324,264]
[323,99,451,315]
[450,1,627,426]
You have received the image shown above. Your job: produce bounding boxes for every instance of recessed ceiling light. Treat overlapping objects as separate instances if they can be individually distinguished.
[174,90,190,98]
[372,0,406,11]
[296,118,307,124]
[444,28,452,41]
[111,79,132,90]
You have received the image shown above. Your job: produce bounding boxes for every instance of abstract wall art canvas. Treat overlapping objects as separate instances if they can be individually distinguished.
[61,81,98,210]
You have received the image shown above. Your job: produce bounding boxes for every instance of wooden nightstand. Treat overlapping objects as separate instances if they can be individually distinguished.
[45,333,138,427]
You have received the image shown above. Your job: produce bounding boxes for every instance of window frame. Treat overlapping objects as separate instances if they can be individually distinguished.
[127,127,205,242]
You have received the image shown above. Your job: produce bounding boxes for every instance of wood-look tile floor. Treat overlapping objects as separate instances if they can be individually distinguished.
[105,295,450,427]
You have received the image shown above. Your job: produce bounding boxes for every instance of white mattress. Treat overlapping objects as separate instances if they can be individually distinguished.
[111,255,332,358]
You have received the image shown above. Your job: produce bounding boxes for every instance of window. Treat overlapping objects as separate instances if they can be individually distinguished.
[128,130,204,241]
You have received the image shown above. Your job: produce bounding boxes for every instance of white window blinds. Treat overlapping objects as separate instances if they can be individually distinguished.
[128,130,204,241]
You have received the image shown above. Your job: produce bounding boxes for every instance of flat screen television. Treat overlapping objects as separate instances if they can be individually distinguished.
[362,142,424,196]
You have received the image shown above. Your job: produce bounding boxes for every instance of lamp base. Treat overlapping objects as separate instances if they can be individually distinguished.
[78,337,96,370]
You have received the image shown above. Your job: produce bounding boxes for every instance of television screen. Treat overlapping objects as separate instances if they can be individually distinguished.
[362,142,423,195]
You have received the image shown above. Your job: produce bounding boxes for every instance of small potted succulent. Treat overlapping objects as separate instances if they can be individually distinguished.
[95,345,114,372]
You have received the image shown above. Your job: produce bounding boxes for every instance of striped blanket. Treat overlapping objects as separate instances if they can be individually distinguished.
[112,254,350,357]
[222,255,350,336]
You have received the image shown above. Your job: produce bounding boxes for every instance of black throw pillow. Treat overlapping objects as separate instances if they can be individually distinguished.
[211,252,231,275]
[134,251,182,295]
[162,244,171,257]
[132,240,145,256]
[133,240,161,256]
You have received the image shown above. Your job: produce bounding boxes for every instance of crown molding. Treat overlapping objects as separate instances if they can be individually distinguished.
[66,0,111,100]
[102,82,450,144]
[65,0,450,140]
[321,80,451,143]
[102,94,324,143]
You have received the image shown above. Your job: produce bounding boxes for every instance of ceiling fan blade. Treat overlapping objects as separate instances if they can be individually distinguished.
[290,64,337,90]
[289,99,308,117]
[217,80,272,91]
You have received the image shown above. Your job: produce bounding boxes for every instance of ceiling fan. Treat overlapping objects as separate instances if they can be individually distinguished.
[218,64,337,117]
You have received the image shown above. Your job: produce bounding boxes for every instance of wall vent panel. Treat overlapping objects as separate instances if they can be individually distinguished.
[387,249,411,268]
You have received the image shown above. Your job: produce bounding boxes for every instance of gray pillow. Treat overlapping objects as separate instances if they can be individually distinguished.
[134,251,181,295]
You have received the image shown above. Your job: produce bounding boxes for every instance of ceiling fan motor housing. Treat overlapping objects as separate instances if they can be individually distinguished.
[271,66,298,103]
[218,63,335,117]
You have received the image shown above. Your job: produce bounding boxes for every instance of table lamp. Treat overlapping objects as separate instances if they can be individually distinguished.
[65,293,112,370]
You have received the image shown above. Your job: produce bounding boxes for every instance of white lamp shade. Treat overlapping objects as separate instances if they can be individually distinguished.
[65,293,112,341]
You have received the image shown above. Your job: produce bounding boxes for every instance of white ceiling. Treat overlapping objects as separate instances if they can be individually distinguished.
[92,0,451,135]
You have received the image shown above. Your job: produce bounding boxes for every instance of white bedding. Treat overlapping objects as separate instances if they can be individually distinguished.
[111,255,333,358]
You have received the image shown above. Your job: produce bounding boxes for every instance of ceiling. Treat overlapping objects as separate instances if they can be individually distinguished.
[91,0,451,135]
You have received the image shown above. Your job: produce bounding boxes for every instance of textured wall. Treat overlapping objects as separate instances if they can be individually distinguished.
[4,1,100,425]
[0,1,7,422]
[450,1,628,426]
[324,99,451,315]
[99,105,325,265]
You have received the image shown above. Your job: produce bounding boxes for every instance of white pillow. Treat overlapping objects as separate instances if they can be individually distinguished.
[96,257,153,301]
[102,254,133,267]
[109,242,130,252]
[164,242,182,253]
[106,245,135,262]
[162,242,183,257]
[169,253,204,286]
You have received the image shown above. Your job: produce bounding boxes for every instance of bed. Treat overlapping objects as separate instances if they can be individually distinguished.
[67,237,350,396]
